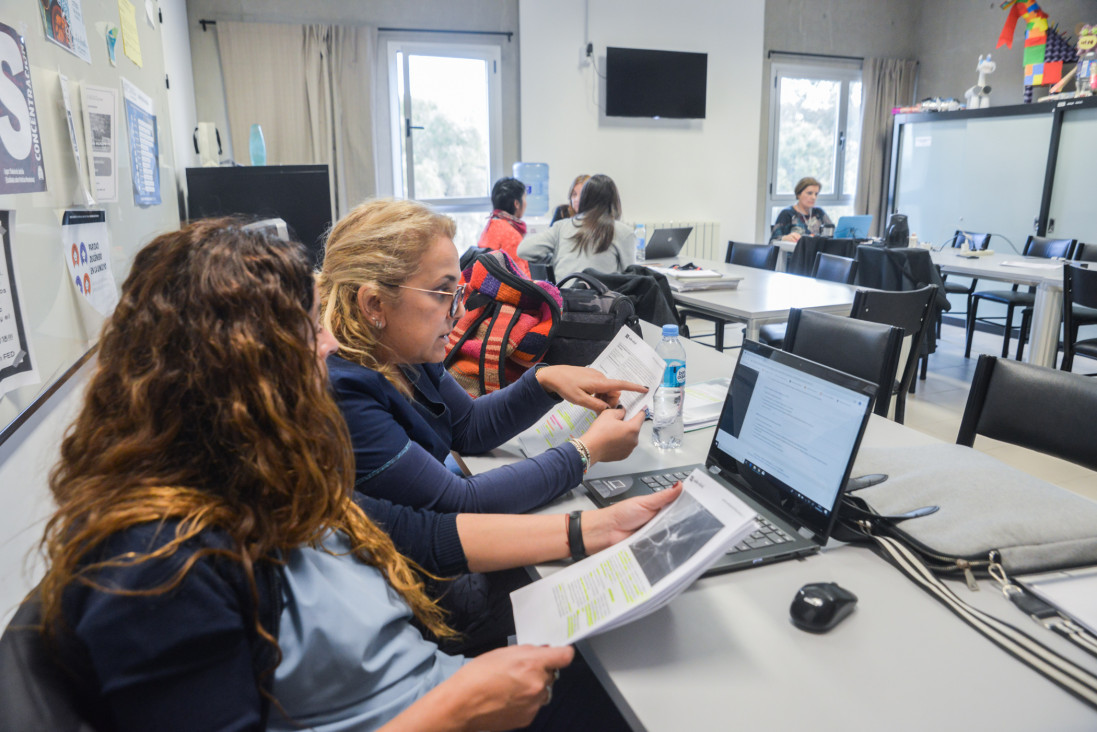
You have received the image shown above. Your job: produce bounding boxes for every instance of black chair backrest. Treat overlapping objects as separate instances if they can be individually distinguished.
[1023,235,1076,260]
[957,355,1097,472]
[0,595,95,731]
[952,230,991,250]
[783,308,902,418]
[726,241,779,271]
[1064,262,1097,329]
[811,252,858,284]
[1072,242,1097,263]
[850,285,937,397]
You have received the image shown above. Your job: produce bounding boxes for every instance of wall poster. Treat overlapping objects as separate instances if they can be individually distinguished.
[0,23,48,195]
[0,211,39,398]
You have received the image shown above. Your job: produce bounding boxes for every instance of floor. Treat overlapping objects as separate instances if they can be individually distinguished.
[687,318,1097,502]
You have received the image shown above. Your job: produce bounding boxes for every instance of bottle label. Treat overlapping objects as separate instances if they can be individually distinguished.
[662,360,685,387]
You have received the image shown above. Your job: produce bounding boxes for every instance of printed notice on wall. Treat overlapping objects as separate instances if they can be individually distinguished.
[61,210,118,316]
[118,0,142,67]
[81,84,118,202]
[0,212,39,399]
[121,77,160,206]
[59,74,94,205]
[0,23,48,195]
[37,0,92,63]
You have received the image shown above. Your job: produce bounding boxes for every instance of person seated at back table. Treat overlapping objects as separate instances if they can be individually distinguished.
[770,176,834,244]
[518,173,635,281]
[37,218,680,731]
[549,173,590,225]
[477,176,532,277]
[319,198,646,514]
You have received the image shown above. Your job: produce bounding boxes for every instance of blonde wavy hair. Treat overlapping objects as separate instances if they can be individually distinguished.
[318,198,457,398]
[39,219,454,681]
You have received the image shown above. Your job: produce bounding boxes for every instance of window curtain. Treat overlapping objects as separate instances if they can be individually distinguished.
[216,21,377,218]
[855,58,918,235]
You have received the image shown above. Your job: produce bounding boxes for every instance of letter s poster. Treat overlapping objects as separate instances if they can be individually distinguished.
[0,23,48,194]
[61,210,117,315]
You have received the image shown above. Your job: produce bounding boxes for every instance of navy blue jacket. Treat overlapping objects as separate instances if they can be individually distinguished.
[327,358,583,513]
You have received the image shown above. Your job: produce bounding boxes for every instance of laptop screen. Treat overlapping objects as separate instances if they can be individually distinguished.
[707,340,875,542]
[834,215,872,239]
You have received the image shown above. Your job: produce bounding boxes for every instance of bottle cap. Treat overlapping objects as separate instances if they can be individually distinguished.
[662,324,679,338]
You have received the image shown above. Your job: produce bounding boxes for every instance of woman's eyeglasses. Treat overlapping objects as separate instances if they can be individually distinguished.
[395,283,467,318]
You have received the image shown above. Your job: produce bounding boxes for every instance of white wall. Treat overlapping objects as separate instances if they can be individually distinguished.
[0,364,91,627]
[518,0,765,243]
[161,0,200,214]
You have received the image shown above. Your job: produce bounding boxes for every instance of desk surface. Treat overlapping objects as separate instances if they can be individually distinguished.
[932,249,1065,287]
[461,325,1095,730]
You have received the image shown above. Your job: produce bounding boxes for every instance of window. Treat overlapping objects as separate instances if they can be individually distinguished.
[766,61,863,232]
[385,40,502,249]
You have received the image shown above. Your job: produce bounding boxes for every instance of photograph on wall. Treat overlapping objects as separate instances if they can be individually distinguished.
[81,84,119,202]
[0,23,48,194]
[121,77,160,206]
[36,0,92,63]
[61,210,118,316]
[0,212,39,399]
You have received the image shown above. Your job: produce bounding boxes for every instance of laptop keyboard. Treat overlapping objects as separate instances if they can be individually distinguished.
[639,470,795,555]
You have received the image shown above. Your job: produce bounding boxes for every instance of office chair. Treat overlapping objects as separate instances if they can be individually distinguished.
[0,594,95,731]
[849,285,937,423]
[783,308,903,418]
[964,236,1076,359]
[957,355,1097,471]
[726,241,779,270]
[1015,251,1097,364]
[937,230,990,337]
[677,241,779,351]
[758,253,857,349]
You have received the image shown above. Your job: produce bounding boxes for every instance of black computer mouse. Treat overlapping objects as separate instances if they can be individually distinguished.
[789,582,858,633]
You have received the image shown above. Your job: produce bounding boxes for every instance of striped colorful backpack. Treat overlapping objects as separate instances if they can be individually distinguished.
[444,249,562,397]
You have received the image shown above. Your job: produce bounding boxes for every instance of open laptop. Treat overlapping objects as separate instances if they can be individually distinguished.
[834,215,873,239]
[643,226,694,259]
[584,339,876,575]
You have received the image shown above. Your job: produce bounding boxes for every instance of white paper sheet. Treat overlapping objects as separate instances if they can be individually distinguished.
[517,328,665,456]
[81,84,119,203]
[0,211,40,398]
[511,469,758,646]
[1018,567,1097,636]
[683,376,730,430]
[61,210,118,316]
[59,73,94,206]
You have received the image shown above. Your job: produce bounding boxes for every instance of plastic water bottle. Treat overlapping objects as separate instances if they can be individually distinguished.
[249,123,266,166]
[652,324,686,449]
[635,223,647,262]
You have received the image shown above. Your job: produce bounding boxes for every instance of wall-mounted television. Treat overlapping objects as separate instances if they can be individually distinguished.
[605,47,708,119]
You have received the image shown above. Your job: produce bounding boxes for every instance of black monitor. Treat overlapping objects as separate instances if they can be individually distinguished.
[186,165,333,265]
[605,47,708,119]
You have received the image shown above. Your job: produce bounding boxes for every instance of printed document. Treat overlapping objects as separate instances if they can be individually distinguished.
[683,377,730,430]
[511,469,757,646]
[643,264,743,292]
[517,328,665,456]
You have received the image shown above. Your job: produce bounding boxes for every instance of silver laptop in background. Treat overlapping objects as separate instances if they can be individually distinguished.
[643,226,694,259]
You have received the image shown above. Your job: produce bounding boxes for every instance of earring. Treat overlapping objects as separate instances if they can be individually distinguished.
[374,319,383,328]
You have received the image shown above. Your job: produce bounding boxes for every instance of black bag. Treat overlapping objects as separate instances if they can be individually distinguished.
[543,273,641,367]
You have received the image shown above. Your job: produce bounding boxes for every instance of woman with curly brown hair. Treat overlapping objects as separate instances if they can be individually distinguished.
[36,219,676,731]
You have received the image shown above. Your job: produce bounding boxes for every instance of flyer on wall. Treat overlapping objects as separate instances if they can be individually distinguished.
[81,84,119,202]
[61,210,118,316]
[0,23,48,195]
[36,0,92,63]
[0,212,39,400]
[121,77,160,206]
[59,74,95,205]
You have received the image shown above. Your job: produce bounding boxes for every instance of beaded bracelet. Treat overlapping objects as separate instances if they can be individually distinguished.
[567,437,590,473]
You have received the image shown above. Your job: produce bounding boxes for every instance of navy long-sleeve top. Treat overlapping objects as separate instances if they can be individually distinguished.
[327,357,584,513]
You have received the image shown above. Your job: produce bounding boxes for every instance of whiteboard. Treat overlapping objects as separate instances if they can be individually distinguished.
[893,114,1051,252]
[0,1,179,442]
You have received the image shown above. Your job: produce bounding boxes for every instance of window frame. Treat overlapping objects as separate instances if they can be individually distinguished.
[765,59,863,229]
[384,39,503,213]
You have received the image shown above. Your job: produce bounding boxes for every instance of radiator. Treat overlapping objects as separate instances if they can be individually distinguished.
[640,221,722,261]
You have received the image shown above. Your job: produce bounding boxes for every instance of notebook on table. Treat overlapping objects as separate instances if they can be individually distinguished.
[584,339,876,575]
[834,215,873,240]
[643,227,694,259]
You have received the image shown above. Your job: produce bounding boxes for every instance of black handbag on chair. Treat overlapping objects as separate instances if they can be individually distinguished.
[543,273,641,367]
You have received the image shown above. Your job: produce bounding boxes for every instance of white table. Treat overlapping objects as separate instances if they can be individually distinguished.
[932,249,1064,368]
[651,258,857,341]
[461,326,1095,730]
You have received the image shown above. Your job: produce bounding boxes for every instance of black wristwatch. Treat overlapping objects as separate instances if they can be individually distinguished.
[568,510,587,561]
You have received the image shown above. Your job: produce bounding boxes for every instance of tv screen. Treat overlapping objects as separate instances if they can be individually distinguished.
[605,47,708,119]
[186,165,333,265]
